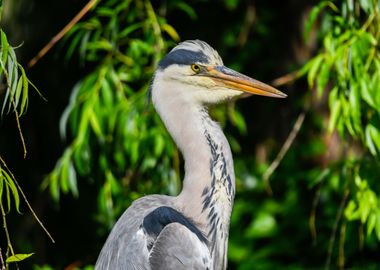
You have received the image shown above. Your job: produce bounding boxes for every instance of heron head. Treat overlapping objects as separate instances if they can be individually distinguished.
[151,40,286,105]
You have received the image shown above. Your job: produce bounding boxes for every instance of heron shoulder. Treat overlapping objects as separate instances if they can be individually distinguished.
[142,205,207,250]
[149,222,212,270]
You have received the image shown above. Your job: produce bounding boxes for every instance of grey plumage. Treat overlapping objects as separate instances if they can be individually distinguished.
[95,40,286,270]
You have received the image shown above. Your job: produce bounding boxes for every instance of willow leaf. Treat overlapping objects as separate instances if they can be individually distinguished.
[6,253,34,263]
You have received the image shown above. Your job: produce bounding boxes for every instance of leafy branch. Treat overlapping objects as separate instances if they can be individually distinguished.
[0,1,53,267]
[299,1,380,268]
[43,0,185,229]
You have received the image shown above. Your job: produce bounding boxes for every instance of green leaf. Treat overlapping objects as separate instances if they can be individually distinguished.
[60,158,69,194]
[375,210,380,241]
[366,124,380,156]
[77,106,90,145]
[6,253,34,263]
[9,48,19,113]
[60,83,81,139]
[230,109,247,135]
[68,161,78,197]
[14,76,23,110]
[345,200,359,220]
[0,168,4,199]
[367,212,376,236]
[2,169,20,213]
[65,29,84,61]
[161,24,180,42]
[86,39,113,52]
[245,212,277,238]
[348,83,361,135]
[0,30,9,75]
[307,55,324,88]
[18,64,29,115]
[154,135,165,157]
[360,75,375,107]
[328,87,341,132]
[49,171,60,202]
[316,58,333,98]
[89,108,104,139]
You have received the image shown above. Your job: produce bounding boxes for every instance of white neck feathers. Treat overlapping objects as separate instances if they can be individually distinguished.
[152,78,235,270]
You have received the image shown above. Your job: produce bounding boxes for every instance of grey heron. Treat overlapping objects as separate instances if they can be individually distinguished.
[95,40,286,270]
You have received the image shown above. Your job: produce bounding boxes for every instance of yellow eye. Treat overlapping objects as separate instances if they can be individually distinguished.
[191,64,201,73]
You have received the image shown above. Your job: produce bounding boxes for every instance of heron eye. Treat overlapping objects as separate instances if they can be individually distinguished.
[191,64,201,73]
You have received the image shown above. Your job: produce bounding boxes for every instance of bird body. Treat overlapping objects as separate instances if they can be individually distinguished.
[95,40,286,270]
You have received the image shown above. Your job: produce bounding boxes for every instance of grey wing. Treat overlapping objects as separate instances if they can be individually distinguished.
[149,223,212,270]
[95,195,173,270]
[95,228,149,270]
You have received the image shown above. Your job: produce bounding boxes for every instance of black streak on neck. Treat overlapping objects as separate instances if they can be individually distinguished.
[199,110,233,253]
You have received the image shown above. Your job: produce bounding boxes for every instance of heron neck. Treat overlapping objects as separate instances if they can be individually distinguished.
[155,97,235,208]
[176,107,236,210]
[153,89,235,269]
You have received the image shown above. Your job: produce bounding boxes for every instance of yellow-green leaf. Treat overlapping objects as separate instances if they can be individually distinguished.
[161,24,180,42]
[19,64,29,115]
[6,253,34,263]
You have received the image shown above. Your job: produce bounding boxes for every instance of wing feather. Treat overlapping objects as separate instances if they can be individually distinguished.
[149,223,212,270]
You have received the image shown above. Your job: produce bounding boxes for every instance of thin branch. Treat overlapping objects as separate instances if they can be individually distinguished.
[0,156,55,243]
[338,220,347,270]
[10,98,27,158]
[0,200,15,258]
[28,0,98,68]
[310,182,322,244]
[263,111,306,195]
[0,58,27,158]
[259,67,307,194]
[0,248,5,270]
[272,70,301,88]
[325,187,350,270]
[0,201,20,270]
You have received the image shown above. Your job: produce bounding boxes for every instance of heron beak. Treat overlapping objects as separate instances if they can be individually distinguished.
[203,66,287,98]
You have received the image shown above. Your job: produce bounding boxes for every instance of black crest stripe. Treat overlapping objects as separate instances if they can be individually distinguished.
[158,49,209,70]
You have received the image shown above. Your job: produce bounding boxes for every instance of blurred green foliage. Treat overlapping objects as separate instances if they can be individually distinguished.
[42,0,184,230]
[1,0,380,269]
[301,0,380,251]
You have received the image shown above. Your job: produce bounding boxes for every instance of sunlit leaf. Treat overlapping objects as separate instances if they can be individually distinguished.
[161,24,180,42]
[0,29,9,75]
[68,161,78,197]
[19,64,29,115]
[307,55,324,88]
[376,210,380,241]
[245,212,277,238]
[367,210,377,235]
[1,169,20,213]
[60,158,69,194]
[328,87,341,132]
[49,171,60,202]
[6,253,34,263]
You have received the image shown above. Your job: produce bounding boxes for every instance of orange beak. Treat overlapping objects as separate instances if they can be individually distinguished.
[201,66,286,98]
